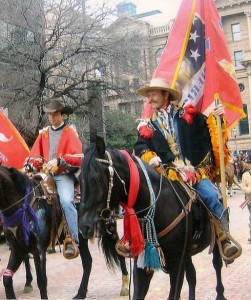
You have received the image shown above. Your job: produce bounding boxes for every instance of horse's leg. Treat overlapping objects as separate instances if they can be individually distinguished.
[23,254,33,293]
[212,244,226,300]
[32,246,48,299]
[168,258,186,300]
[185,257,196,300]
[132,259,153,300]
[2,250,24,299]
[118,255,129,296]
[73,234,92,299]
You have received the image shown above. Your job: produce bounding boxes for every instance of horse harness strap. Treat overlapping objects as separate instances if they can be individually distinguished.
[96,151,114,210]
[157,195,195,239]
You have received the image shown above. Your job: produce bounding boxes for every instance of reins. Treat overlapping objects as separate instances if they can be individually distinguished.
[96,150,163,218]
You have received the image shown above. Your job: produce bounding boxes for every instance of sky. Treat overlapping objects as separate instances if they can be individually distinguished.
[90,0,183,26]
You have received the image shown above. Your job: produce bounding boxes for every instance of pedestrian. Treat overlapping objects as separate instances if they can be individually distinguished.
[23,98,83,259]
[134,78,239,264]
[240,170,251,243]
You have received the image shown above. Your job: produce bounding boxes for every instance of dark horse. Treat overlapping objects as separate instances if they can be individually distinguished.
[78,137,228,300]
[0,165,128,299]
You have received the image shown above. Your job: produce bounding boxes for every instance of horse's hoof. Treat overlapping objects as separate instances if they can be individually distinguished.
[72,293,86,299]
[47,248,56,254]
[23,285,33,293]
[120,288,129,296]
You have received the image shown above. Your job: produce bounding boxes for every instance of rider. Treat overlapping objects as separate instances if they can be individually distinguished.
[134,78,239,264]
[23,98,83,259]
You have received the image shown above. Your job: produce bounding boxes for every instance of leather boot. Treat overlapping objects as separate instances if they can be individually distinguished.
[218,209,238,262]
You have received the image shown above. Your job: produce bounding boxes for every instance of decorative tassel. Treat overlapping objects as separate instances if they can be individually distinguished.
[137,249,145,269]
[144,241,162,271]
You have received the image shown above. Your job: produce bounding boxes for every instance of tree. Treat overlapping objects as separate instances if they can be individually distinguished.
[0,0,149,138]
[105,109,138,150]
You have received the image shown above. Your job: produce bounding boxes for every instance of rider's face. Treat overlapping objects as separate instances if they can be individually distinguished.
[48,111,64,127]
[147,89,169,110]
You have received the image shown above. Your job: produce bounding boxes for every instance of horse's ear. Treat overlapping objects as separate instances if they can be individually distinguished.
[96,136,106,157]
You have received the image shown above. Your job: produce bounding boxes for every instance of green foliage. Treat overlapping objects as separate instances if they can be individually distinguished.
[105,109,138,150]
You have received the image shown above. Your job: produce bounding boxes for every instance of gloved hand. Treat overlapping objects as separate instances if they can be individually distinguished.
[183,170,197,186]
[44,158,59,175]
[179,165,196,185]
[149,156,162,168]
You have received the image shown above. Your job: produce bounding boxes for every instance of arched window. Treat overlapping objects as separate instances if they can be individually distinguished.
[155,48,164,66]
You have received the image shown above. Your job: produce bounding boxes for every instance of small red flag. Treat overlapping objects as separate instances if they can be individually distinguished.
[152,0,245,128]
[0,110,30,169]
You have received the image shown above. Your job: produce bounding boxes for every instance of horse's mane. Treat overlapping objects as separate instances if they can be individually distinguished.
[82,144,126,203]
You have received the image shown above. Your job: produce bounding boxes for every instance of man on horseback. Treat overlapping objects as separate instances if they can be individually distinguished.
[134,78,239,264]
[23,98,83,259]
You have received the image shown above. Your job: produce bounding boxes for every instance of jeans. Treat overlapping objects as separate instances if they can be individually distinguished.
[53,173,79,245]
[195,178,224,219]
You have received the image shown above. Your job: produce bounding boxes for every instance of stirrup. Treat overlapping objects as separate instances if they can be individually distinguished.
[115,237,131,258]
[210,216,242,263]
[216,232,242,263]
[63,236,79,260]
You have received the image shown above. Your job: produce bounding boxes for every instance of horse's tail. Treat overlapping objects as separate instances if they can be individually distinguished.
[99,228,122,271]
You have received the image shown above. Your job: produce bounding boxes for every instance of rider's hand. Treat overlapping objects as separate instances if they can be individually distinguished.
[149,156,162,168]
[213,104,225,118]
[46,159,58,174]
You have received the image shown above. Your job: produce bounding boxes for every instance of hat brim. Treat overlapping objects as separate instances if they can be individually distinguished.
[137,86,181,102]
[43,106,73,115]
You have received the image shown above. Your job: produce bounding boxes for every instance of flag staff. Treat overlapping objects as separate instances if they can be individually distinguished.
[215,95,227,208]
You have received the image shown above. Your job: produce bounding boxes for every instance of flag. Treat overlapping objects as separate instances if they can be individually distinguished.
[152,0,245,128]
[0,110,30,169]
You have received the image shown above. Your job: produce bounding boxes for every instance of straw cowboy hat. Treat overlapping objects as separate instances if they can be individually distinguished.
[43,98,73,115]
[137,78,181,101]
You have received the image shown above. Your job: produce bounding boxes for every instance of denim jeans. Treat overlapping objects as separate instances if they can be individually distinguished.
[53,174,79,245]
[195,178,224,219]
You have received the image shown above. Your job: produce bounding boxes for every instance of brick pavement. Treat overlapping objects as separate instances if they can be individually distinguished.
[0,188,251,299]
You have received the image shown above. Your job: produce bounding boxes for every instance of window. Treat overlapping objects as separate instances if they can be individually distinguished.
[156,48,164,66]
[239,104,249,135]
[231,23,241,41]
[234,51,243,67]
[119,102,131,114]
[239,83,245,92]
[132,78,139,90]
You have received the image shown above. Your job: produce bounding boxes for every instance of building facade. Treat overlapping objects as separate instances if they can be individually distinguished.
[109,0,251,154]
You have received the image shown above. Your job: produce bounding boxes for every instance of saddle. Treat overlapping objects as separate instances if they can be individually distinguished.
[31,172,79,259]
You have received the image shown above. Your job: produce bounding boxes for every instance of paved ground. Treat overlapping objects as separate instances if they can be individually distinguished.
[0,188,251,300]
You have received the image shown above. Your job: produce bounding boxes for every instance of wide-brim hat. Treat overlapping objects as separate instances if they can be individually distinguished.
[137,78,181,101]
[43,98,73,115]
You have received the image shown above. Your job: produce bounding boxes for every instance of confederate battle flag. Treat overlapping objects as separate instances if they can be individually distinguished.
[153,0,245,128]
[0,110,30,169]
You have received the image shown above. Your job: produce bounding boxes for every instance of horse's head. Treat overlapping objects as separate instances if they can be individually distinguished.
[0,166,32,214]
[78,137,129,239]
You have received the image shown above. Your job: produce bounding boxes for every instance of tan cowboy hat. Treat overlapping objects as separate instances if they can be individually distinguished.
[43,98,73,115]
[137,78,181,101]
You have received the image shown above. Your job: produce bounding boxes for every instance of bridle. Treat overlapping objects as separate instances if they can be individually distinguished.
[96,150,127,226]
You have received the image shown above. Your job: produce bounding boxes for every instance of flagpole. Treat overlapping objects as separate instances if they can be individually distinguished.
[215,96,227,208]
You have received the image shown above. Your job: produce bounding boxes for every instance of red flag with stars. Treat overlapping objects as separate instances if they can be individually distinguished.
[0,110,30,169]
[153,0,245,128]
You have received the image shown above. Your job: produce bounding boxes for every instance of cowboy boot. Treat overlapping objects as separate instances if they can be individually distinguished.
[218,208,238,260]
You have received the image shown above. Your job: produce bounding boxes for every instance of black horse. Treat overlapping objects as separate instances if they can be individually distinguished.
[0,165,128,299]
[78,137,229,300]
